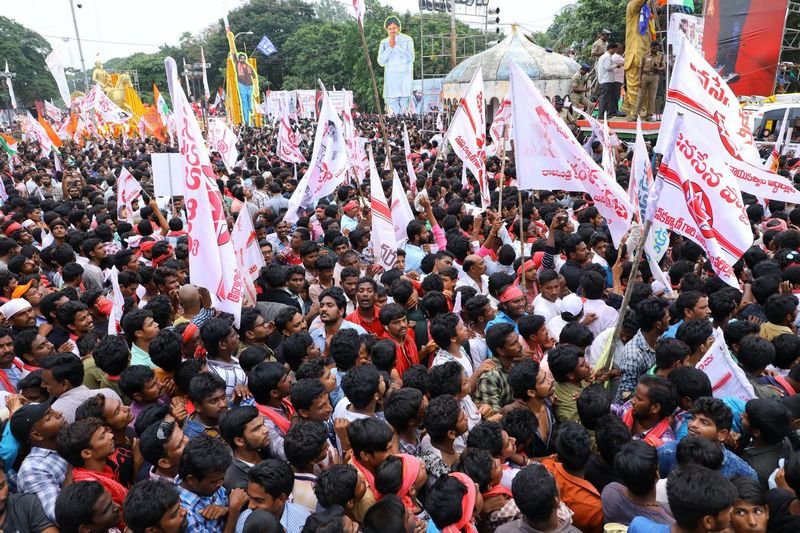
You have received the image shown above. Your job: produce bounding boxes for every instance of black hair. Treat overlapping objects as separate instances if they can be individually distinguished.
[174,357,206,395]
[56,417,105,467]
[248,361,287,405]
[424,394,461,443]
[187,372,226,405]
[772,333,800,369]
[341,364,381,409]
[508,359,540,400]
[655,338,691,370]
[745,398,791,444]
[284,420,329,469]
[362,494,408,533]
[319,286,347,311]
[466,421,503,457]
[314,464,360,509]
[329,328,360,372]
[723,320,761,350]
[502,408,537,449]
[614,440,658,496]
[219,405,260,449]
[676,435,724,470]
[737,335,776,373]
[119,365,156,399]
[765,293,799,324]
[281,332,315,372]
[378,302,407,326]
[55,480,106,533]
[384,387,424,432]
[428,360,464,397]
[370,339,397,373]
[120,308,153,345]
[290,378,328,413]
[347,417,394,460]
[667,466,736,530]
[555,421,591,472]
[426,475,468,530]
[402,365,429,395]
[248,458,294,498]
[559,322,594,348]
[295,359,327,381]
[595,414,632,465]
[453,447,494,492]
[239,346,268,373]
[580,269,606,299]
[547,344,584,383]
[178,433,233,481]
[92,334,131,376]
[668,366,712,401]
[637,374,677,418]
[691,396,733,432]
[41,352,84,387]
[730,476,766,507]
[429,312,460,349]
[675,320,713,355]
[576,384,611,430]
[200,317,234,359]
[511,463,559,524]
[636,297,671,332]
[486,322,516,357]
[133,404,170,438]
[123,479,182,533]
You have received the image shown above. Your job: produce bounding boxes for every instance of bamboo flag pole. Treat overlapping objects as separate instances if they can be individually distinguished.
[497,124,508,214]
[518,189,526,293]
[357,19,392,160]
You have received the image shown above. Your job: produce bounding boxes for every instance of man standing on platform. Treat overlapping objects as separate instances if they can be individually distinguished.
[630,42,666,121]
[597,43,621,119]
[591,29,611,63]
[623,0,649,116]
[570,64,592,110]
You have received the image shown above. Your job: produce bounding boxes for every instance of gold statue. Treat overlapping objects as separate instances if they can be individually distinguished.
[92,60,112,91]
[107,73,134,113]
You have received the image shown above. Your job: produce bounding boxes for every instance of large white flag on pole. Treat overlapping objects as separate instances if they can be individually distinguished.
[45,49,72,107]
[4,62,16,109]
[22,112,53,158]
[82,84,133,124]
[402,123,418,196]
[352,0,366,27]
[509,61,633,244]
[696,336,755,402]
[487,94,511,158]
[107,267,125,335]
[207,118,239,174]
[230,202,265,306]
[369,147,397,271]
[117,166,143,224]
[651,114,753,288]
[657,37,800,204]
[445,68,490,208]
[200,47,211,102]
[165,56,243,326]
[391,170,415,247]
[277,107,307,164]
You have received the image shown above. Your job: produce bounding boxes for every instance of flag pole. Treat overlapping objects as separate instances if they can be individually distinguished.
[357,20,392,159]
[497,124,508,214]
[518,189,526,294]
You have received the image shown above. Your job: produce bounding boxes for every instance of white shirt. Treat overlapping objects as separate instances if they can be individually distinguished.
[547,315,569,341]
[597,52,617,85]
[456,274,489,296]
[533,295,561,323]
[582,298,619,337]
[587,326,626,368]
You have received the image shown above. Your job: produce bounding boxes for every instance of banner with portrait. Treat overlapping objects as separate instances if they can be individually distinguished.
[668,13,704,58]
[702,0,789,96]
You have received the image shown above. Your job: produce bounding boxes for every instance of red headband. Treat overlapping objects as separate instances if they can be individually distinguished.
[444,472,478,533]
[151,245,174,268]
[182,322,198,344]
[499,284,524,303]
[3,222,22,237]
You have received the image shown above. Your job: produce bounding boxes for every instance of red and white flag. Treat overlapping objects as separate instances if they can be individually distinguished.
[658,37,800,204]
[44,100,63,122]
[117,166,143,224]
[286,82,349,223]
[509,61,632,244]
[696,335,755,402]
[83,84,132,124]
[651,114,753,288]
[487,95,511,158]
[21,112,53,158]
[207,118,239,173]
[165,56,244,326]
[764,107,790,173]
[352,0,365,26]
[369,147,397,271]
[446,68,489,208]
[391,170,415,247]
[107,266,125,335]
[277,107,307,164]
[402,123,418,196]
[230,202,265,306]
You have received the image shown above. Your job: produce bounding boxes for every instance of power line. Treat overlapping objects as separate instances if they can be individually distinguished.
[41,34,163,48]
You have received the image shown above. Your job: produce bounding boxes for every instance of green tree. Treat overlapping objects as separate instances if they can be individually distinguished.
[0,16,58,107]
[315,0,351,22]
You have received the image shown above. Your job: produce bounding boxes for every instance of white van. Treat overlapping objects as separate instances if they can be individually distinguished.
[743,94,800,156]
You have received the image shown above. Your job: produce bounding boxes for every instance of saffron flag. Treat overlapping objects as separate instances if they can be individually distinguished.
[201,47,211,102]
[207,118,239,174]
[487,94,511,158]
[657,37,800,204]
[369,147,397,271]
[117,166,143,224]
[22,112,53,158]
[37,115,63,148]
[391,170,415,247]
[446,68,489,208]
[165,56,244,326]
[277,108,307,164]
[230,202,265,306]
[286,81,349,220]
[402,123,418,196]
[353,0,366,26]
[696,336,755,402]
[509,61,633,244]
[651,114,753,288]
[45,49,71,107]
[4,62,16,109]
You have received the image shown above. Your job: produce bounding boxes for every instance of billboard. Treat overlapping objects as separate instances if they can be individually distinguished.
[702,0,789,97]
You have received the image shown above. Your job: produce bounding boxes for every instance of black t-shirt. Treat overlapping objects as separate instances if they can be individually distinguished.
[1,493,53,533]
[766,488,800,533]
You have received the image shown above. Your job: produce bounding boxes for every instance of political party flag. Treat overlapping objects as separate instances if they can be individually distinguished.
[764,107,790,173]
[83,84,132,124]
[207,118,239,173]
[201,47,211,101]
[435,113,443,133]
[45,100,63,122]
[446,68,489,208]
[369,147,397,271]
[45,49,71,107]
[153,84,170,126]
[22,112,53,158]
[107,267,125,335]
[0,133,16,157]
[651,114,753,288]
[353,0,366,26]
[509,61,633,245]
[294,81,349,211]
[165,56,244,326]
[230,203,265,306]
[696,336,755,401]
[37,115,63,148]
[117,166,143,224]
[658,36,800,204]
[391,170,415,247]
[256,35,278,58]
[487,94,511,158]
[277,108,307,164]
[4,62,15,109]
[210,87,223,113]
[402,123,418,196]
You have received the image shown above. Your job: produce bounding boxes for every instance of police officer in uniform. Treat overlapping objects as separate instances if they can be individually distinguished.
[591,29,612,62]
[570,64,592,110]
[632,41,666,120]
[555,97,578,135]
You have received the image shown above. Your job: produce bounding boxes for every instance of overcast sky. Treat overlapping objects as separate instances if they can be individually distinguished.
[4,0,574,70]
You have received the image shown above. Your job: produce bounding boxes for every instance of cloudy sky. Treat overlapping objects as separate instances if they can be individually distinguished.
[4,0,574,70]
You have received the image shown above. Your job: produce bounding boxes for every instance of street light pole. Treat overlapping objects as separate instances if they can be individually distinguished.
[68,0,89,91]
[234,31,254,55]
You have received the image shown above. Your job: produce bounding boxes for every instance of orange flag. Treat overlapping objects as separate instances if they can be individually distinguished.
[37,115,63,148]
[141,104,166,142]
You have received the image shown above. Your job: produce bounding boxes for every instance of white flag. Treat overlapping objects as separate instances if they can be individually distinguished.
[696,336,755,402]
[165,56,244,326]
[82,84,132,124]
[21,112,53,158]
[4,62,15,109]
[402,123,418,196]
[487,95,511,158]
[657,37,800,204]
[45,49,72,107]
[509,61,633,244]
[200,47,211,102]
[369,147,397,271]
[294,82,349,211]
[446,68,489,208]
[207,118,239,173]
[117,166,143,224]
[44,100,63,122]
[277,108,307,164]
[764,107,790,173]
[230,202,265,306]
[652,114,753,288]
[391,170,414,247]
[352,0,365,26]
[107,267,125,336]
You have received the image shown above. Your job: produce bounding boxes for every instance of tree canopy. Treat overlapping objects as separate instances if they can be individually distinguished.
[0,16,58,108]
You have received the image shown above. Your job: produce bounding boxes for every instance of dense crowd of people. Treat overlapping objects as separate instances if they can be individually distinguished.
[0,110,798,533]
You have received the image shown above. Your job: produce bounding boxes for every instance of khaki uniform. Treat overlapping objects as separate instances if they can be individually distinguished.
[634,51,666,118]
[591,38,608,60]
[558,107,577,127]
[570,71,592,109]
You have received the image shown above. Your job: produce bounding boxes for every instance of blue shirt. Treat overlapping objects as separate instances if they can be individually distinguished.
[629,516,671,533]
[662,320,683,339]
[178,483,229,533]
[486,311,521,334]
[403,243,425,274]
[657,438,758,480]
[308,318,366,353]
